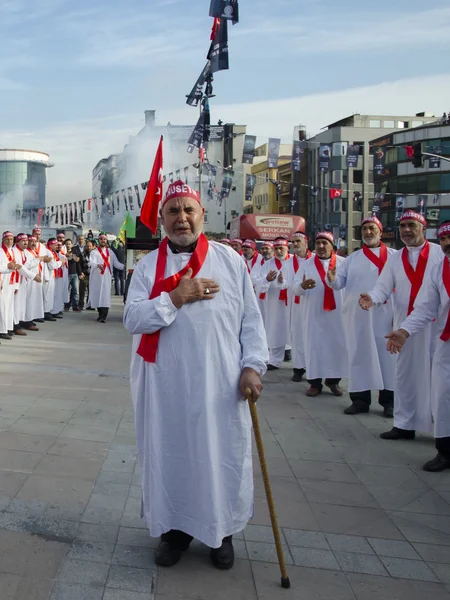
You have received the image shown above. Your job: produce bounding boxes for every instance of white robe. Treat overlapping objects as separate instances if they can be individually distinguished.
[369,242,443,432]
[60,246,70,304]
[257,256,291,351]
[89,248,124,308]
[285,254,313,370]
[43,252,62,314]
[24,249,44,321]
[52,253,68,315]
[329,246,397,393]
[401,256,450,438]
[293,255,348,380]
[12,246,35,324]
[123,241,268,548]
[0,248,15,332]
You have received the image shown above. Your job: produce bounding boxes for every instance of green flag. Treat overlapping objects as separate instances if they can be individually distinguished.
[118,213,135,243]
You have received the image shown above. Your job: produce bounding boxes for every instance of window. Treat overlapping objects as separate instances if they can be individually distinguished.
[397,121,409,129]
[441,173,450,191]
[384,120,395,128]
[332,142,347,156]
[386,148,398,164]
[370,120,381,128]
[352,143,364,155]
[368,171,374,184]
[353,170,363,184]
[332,170,343,185]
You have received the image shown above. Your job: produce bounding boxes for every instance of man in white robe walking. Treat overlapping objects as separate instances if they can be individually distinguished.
[31,228,52,323]
[360,211,443,440]
[386,220,450,471]
[24,235,48,327]
[242,239,263,288]
[255,241,274,323]
[90,234,123,322]
[293,231,347,397]
[0,231,20,338]
[45,238,62,322]
[258,237,291,370]
[13,234,39,336]
[124,180,267,569]
[328,217,396,417]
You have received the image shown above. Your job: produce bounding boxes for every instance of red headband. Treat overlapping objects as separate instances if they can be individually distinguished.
[439,223,450,238]
[273,239,289,248]
[98,235,107,240]
[32,228,42,234]
[316,231,334,245]
[220,238,231,244]
[16,234,28,242]
[230,238,243,245]
[291,231,308,241]
[261,241,274,248]
[162,180,201,208]
[2,231,13,239]
[242,239,256,249]
[28,235,37,241]
[47,238,57,247]
[362,216,383,231]
[400,211,427,227]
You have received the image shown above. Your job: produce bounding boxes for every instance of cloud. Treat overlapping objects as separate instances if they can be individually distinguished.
[0,76,25,91]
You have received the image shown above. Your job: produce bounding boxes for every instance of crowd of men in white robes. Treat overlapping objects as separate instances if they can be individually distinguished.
[219,210,450,473]
[0,228,124,335]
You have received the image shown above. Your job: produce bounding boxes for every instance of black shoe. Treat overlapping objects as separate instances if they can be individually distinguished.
[99,319,106,323]
[284,350,292,362]
[8,331,14,336]
[155,531,192,567]
[383,405,394,418]
[44,315,57,322]
[86,307,95,311]
[52,314,63,319]
[380,427,415,440]
[210,536,234,570]
[344,402,369,415]
[34,319,45,323]
[292,368,305,382]
[0,333,12,340]
[423,453,450,472]
[267,364,279,371]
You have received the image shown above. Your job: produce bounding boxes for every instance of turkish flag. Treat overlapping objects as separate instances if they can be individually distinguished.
[329,188,342,199]
[404,145,414,158]
[140,136,164,234]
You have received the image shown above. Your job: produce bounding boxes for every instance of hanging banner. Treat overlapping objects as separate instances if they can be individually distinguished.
[186,62,212,107]
[292,140,306,172]
[395,196,405,222]
[209,0,239,23]
[319,144,331,172]
[245,174,256,202]
[267,138,281,168]
[428,146,442,169]
[418,194,428,216]
[208,19,229,73]
[134,185,141,209]
[187,111,205,152]
[372,145,386,176]
[372,192,383,216]
[242,135,257,164]
[127,187,134,211]
[353,191,362,210]
[346,144,360,168]
[115,191,120,211]
[122,189,128,211]
[220,170,234,201]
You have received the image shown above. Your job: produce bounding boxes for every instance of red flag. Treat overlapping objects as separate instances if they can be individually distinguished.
[404,145,414,159]
[329,188,342,199]
[140,136,164,234]
[37,208,44,226]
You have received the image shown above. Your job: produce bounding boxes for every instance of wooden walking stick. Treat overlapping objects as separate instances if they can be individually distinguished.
[245,387,291,589]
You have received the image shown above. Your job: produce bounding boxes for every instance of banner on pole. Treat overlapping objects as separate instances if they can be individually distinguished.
[242,135,257,164]
[267,138,281,168]
[319,144,331,172]
[346,144,360,168]
[292,140,306,172]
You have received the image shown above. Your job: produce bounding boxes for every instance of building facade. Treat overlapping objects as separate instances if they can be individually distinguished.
[371,121,450,246]
[306,113,438,250]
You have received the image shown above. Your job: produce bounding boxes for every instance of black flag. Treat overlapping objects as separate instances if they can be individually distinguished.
[134,184,141,208]
[187,111,205,152]
[209,0,239,24]
[221,170,234,200]
[186,62,212,107]
[208,19,229,73]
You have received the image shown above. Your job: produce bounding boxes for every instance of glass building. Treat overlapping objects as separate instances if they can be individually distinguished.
[0,149,53,212]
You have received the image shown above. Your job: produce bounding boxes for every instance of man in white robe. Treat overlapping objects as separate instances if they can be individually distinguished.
[0,231,20,338]
[24,235,47,326]
[293,231,347,397]
[230,238,244,256]
[328,217,396,417]
[360,211,443,440]
[51,241,68,319]
[13,234,39,336]
[124,181,267,569]
[57,233,70,308]
[285,231,313,382]
[242,239,264,287]
[90,234,124,322]
[44,238,62,321]
[257,237,291,370]
[31,228,52,323]
[255,241,274,324]
[386,220,450,471]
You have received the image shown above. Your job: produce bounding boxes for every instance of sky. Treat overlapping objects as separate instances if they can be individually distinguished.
[1,0,450,202]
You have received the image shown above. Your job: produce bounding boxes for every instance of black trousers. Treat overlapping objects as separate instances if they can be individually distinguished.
[97,307,109,320]
[307,378,341,391]
[349,389,394,409]
[436,437,450,460]
[114,267,125,295]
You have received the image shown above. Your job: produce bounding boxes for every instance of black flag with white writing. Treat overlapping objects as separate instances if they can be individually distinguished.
[186,62,212,107]
[208,19,229,73]
[209,0,239,24]
[187,111,205,151]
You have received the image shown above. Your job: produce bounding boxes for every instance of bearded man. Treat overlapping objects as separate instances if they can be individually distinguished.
[124,180,267,570]
[242,239,263,286]
[89,234,124,323]
[230,238,243,255]
[360,211,442,440]
[328,217,396,416]
[13,234,39,335]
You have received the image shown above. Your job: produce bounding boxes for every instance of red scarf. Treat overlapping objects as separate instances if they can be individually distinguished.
[98,246,111,274]
[401,241,430,315]
[314,253,337,311]
[15,245,27,282]
[362,243,388,275]
[29,248,43,273]
[440,259,450,342]
[293,252,312,304]
[2,243,19,284]
[50,250,63,278]
[137,234,209,363]
[259,257,288,303]
[247,252,259,274]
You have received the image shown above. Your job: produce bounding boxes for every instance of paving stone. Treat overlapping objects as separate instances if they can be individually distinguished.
[367,537,421,559]
[0,471,29,497]
[56,558,109,586]
[112,544,155,569]
[50,582,104,600]
[0,449,43,473]
[301,480,380,508]
[289,545,340,570]
[44,503,85,521]
[0,432,56,453]
[17,474,94,506]
[326,533,375,554]
[31,517,78,542]
[107,566,156,593]
[59,424,117,443]
[0,573,21,599]
[91,482,130,500]
[103,591,153,600]
[117,527,156,548]
[289,459,360,483]
[429,562,450,584]
[246,541,294,565]
[87,493,127,512]
[380,556,439,581]
[47,439,109,460]
[388,511,450,545]
[6,498,48,516]
[81,507,124,526]
[11,418,67,436]
[33,455,104,481]
[243,524,282,543]
[96,471,133,486]
[67,541,115,563]
[413,542,450,564]
[334,551,388,576]
[75,523,119,544]
[346,572,450,600]
[0,495,12,510]
[283,528,329,549]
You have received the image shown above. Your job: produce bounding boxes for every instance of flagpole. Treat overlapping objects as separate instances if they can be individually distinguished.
[198,101,202,203]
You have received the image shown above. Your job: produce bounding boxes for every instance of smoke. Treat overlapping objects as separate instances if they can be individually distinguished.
[0,189,24,234]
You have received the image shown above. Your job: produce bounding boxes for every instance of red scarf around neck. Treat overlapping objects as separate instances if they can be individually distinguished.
[98,246,111,274]
[2,243,19,284]
[362,243,388,275]
[29,248,43,273]
[50,250,63,278]
[247,252,259,274]
[314,253,337,311]
[401,241,430,315]
[440,259,450,342]
[293,251,312,305]
[259,257,288,304]
[137,234,209,363]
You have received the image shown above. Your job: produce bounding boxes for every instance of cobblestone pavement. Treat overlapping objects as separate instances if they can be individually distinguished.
[0,299,449,599]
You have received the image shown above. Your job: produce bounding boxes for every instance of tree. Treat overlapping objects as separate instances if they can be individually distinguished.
[100,169,114,197]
